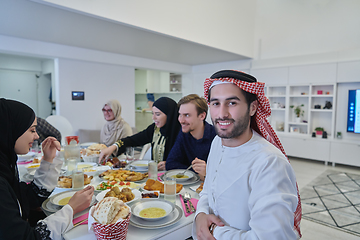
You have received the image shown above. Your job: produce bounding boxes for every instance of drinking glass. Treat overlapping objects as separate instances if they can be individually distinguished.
[67,158,77,175]
[126,147,134,161]
[148,161,158,180]
[31,141,39,154]
[72,168,84,190]
[164,176,176,204]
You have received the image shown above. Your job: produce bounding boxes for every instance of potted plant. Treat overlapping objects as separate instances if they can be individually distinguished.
[290,104,304,122]
[315,127,324,136]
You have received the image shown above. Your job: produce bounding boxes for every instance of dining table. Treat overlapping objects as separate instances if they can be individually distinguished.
[17,159,201,240]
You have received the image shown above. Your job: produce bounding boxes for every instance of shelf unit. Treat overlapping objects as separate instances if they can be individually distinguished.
[266,83,336,138]
[169,73,182,93]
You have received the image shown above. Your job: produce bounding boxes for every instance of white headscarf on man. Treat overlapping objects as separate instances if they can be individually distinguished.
[100,99,132,146]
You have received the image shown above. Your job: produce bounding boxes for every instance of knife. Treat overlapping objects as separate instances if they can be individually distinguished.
[182,196,191,214]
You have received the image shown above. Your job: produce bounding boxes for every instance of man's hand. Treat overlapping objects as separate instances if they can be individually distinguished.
[68,185,94,215]
[98,145,117,163]
[192,158,206,180]
[41,137,61,163]
[195,212,224,240]
[158,161,166,171]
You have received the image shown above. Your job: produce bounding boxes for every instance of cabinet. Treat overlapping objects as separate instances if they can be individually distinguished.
[169,74,182,93]
[266,83,336,138]
[330,140,360,167]
[135,70,182,94]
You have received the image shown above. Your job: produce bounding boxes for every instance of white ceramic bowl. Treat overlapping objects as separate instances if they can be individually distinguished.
[50,190,76,206]
[131,199,175,221]
[165,169,195,182]
[81,154,100,163]
[25,163,41,173]
[130,160,150,170]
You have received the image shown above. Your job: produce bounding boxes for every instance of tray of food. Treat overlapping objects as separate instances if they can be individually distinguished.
[99,169,148,182]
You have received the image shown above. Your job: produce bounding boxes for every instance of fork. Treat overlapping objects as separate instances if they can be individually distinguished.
[184,192,196,212]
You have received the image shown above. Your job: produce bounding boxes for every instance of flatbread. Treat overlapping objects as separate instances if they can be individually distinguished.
[93,197,123,224]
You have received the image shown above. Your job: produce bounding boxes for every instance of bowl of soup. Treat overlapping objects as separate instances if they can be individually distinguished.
[50,191,77,206]
[131,199,174,221]
[25,163,40,174]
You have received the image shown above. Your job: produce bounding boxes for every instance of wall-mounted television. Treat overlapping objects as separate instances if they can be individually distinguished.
[347,89,360,133]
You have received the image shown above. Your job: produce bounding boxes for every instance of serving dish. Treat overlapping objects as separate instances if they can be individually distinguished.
[95,188,141,203]
[131,199,175,221]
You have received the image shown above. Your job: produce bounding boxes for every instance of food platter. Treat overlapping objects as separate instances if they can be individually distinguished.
[129,204,183,229]
[94,180,143,191]
[163,169,195,182]
[95,189,141,204]
[160,171,200,186]
[99,169,148,182]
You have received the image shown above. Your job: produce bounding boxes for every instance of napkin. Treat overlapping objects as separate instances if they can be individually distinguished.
[17,160,33,165]
[73,212,88,226]
[179,194,199,217]
[157,172,165,181]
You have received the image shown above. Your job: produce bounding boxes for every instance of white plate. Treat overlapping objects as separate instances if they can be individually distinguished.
[17,152,36,162]
[159,187,185,196]
[131,199,175,221]
[77,162,97,169]
[129,204,183,229]
[79,142,98,148]
[164,169,195,182]
[95,189,141,204]
[160,172,200,186]
[130,160,150,170]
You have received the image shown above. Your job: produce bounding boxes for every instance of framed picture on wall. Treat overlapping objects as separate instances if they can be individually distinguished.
[72,91,85,100]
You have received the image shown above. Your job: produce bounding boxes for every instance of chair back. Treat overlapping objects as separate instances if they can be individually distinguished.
[45,115,73,145]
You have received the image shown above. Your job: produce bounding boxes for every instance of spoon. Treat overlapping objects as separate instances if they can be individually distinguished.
[184,192,196,212]
[176,165,192,178]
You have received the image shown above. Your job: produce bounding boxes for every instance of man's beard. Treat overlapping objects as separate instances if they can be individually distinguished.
[212,108,250,139]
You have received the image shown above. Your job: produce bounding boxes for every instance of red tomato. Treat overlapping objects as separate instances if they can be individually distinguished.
[106,186,111,189]
[119,182,125,186]
[126,182,130,185]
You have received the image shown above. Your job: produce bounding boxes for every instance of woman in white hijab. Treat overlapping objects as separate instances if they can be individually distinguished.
[100,100,133,146]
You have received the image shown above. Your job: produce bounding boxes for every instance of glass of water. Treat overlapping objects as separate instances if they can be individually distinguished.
[148,161,158,180]
[164,176,176,204]
[126,147,134,161]
[72,168,84,190]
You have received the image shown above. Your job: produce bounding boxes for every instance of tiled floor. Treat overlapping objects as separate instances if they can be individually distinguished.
[289,157,360,240]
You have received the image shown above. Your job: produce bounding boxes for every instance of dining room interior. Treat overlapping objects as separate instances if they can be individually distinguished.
[2,0,360,239]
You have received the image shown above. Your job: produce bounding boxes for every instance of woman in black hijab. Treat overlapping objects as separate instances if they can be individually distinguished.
[99,97,181,170]
[0,98,94,240]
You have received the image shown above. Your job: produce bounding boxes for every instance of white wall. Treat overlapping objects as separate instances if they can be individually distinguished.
[37,0,256,58]
[56,58,135,134]
[254,0,360,60]
[0,55,52,118]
